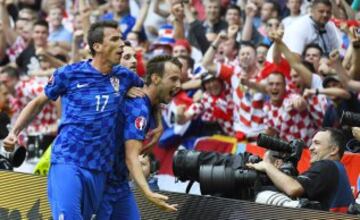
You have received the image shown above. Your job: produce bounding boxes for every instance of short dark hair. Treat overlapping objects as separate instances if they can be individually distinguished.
[312,0,332,8]
[265,0,281,18]
[240,42,256,52]
[34,19,49,30]
[87,20,119,56]
[303,43,324,58]
[226,5,242,17]
[1,66,20,79]
[318,127,347,159]
[145,55,182,85]
[177,55,195,70]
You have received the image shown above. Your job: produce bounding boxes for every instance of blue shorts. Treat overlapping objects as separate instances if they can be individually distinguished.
[97,181,140,220]
[48,163,107,220]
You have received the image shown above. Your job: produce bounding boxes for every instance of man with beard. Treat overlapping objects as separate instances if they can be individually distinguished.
[97,55,181,219]
[3,21,143,219]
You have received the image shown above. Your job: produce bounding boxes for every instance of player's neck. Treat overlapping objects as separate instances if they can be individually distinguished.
[143,85,158,106]
[91,58,112,75]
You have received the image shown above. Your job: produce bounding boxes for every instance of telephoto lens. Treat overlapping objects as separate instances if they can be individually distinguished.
[256,134,292,153]
[173,150,202,182]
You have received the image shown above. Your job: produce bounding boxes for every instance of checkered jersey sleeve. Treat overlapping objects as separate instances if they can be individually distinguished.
[44,67,69,101]
[186,101,205,119]
[123,98,149,141]
[307,95,325,128]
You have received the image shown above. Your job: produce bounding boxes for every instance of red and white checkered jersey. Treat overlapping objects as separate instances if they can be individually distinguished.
[287,78,328,115]
[6,36,27,62]
[264,93,324,146]
[216,63,266,138]
[186,83,235,135]
[11,76,58,135]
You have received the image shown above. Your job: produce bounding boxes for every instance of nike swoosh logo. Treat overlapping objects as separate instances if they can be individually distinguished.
[76,83,89,88]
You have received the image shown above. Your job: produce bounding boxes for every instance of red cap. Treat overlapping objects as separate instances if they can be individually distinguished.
[174,39,192,54]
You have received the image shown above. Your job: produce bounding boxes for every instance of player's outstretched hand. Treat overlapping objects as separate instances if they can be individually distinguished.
[145,191,178,212]
[3,132,17,152]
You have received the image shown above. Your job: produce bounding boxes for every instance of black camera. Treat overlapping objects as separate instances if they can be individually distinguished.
[0,144,27,170]
[173,134,304,200]
[0,113,27,170]
[340,111,360,127]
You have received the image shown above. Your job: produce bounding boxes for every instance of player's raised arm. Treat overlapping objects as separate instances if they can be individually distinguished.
[125,139,178,212]
[3,92,50,151]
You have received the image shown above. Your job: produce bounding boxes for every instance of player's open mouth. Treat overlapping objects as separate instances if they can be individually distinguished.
[271,91,279,96]
[170,88,180,97]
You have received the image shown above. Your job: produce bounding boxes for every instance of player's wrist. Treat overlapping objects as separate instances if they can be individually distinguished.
[142,187,153,197]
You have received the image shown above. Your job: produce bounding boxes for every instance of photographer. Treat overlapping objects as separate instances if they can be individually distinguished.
[247,128,354,213]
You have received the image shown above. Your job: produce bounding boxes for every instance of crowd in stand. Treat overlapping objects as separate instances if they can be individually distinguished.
[0,0,360,212]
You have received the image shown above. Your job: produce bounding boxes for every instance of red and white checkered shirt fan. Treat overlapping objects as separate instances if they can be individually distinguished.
[264,93,324,146]
[186,83,235,136]
[11,76,58,135]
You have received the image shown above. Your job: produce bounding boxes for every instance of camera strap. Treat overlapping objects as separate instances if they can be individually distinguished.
[185,180,195,194]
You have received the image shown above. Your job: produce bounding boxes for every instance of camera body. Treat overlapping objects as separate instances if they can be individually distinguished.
[173,134,304,200]
[0,115,27,170]
[0,142,27,170]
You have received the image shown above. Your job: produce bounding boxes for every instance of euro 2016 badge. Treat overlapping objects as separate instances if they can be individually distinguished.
[135,116,147,131]
[110,76,120,92]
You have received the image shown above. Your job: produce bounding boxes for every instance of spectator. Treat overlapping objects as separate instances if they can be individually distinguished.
[261,17,281,46]
[241,1,265,46]
[16,20,65,74]
[317,75,360,129]
[177,55,194,83]
[256,43,270,68]
[0,6,36,63]
[215,36,239,65]
[148,24,175,57]
[185,0,227,54]
[202,33,266,140]
[0,65,58,148]
[258,0,281,37]
[0,81,10,117]
[172,39,192,58]
[224,4,262,45]
[267,0,341,60]
[176,73,235,136]
[101,0,145,39]
[263,72,323,146]
[281,0,303,29]
[47,6,72,48]
[302,43,324,73]
[247,128,354,213]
